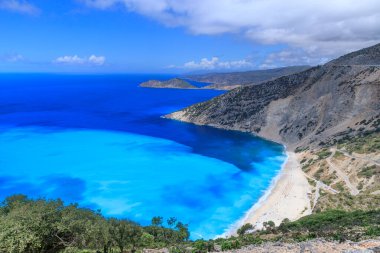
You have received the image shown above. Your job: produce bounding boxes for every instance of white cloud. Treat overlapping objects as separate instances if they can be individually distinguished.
[80,0,380,62]
[259,48,330,69]
[0,0,40,15]
[54,55,106,66]
[173,57,254,70]
[55,55,85,64]
[88,55,106,65]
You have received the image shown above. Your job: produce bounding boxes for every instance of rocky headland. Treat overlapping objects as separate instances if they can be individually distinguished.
[186,66,310,89]
[166,43,380,230]
[140,78,197,89]
[139,66,310,91]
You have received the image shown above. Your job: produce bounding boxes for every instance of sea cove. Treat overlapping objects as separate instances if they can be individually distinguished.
[0,74,286,239]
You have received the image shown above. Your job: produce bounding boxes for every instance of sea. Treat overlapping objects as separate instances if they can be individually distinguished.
[0,74,286,239]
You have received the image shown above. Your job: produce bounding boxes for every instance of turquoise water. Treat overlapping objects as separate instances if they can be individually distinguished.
[0,74,286,239]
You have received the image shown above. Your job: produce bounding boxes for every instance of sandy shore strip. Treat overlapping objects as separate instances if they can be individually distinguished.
[227,151,312,234]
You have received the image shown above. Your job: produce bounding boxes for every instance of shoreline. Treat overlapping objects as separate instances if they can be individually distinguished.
[164,116,313,236]
[225,150,312,236]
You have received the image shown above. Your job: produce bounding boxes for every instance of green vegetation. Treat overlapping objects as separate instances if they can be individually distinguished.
[236,223,254,236]
[333,151,344,159]
[315,149,332,160]
[337,131,380,154]
[191,240,214,253]
[277,209,380,241]
[315,192,380,212]
[332,182,345,192]
[213,210,380,250]
[1,195,379,253]
[0,195,189,253]
[295,146,309,153]
[301,159,315,172]
[307,178,316,187]
[358,165,380,179]
[314,167,324,180]
[220,240,240,251]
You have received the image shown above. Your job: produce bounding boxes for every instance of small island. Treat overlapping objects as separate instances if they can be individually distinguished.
[139,78,197,89]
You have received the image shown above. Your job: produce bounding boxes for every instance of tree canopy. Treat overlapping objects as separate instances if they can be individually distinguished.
[0,195,189,253]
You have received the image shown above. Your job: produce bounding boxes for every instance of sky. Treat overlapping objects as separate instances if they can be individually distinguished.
[1,0,380,73]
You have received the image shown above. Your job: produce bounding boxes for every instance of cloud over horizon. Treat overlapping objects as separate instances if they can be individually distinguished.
[81,0,380,64]
[170,57,254,70]
[0,0,39,15]
[54,55,106,66]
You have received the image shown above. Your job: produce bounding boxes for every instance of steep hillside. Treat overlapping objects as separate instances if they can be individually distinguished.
[185,65,310,88]
[168,64,380,150]
[140,78,197,89]
[328,43,380,66]
[167,43,380,218]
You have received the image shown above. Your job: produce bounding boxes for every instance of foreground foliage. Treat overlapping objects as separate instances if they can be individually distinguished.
[0,195,379,253]
[0,195,189,253]
[214,209,380,251]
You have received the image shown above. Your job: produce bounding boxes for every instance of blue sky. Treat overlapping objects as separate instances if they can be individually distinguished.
[1,0,379,73]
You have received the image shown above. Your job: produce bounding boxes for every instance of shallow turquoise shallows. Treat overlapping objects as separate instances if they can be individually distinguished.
[0,74,286,239]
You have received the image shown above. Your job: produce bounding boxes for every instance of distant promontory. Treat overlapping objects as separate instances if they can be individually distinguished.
[139,78,197,89]
[139,66,310,90]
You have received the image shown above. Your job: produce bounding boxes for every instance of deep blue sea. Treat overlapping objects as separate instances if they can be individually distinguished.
[0,74,285,239]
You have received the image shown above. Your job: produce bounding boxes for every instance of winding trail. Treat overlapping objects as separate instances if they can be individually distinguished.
[303,173,339,209]
[327,148,359,195]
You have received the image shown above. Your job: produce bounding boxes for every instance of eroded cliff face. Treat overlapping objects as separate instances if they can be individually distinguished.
[167,45,380,150]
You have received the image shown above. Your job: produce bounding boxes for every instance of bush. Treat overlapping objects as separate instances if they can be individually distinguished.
[366,226,380,236]
[220,240,240,251]
[169,245,190,253]
[237,223,254,236]
[316,149,332,159]
[192,240,214,253]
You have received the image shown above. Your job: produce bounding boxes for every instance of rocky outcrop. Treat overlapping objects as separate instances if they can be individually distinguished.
[167,44,380,150]
[139,78,197,89]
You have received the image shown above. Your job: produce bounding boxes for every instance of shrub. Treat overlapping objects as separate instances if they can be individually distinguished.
[237,223,254,236]
[192,240,214,253]
[316,149,332,159]
[220,240,241,251]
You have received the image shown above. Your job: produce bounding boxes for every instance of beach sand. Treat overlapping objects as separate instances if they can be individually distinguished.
[234,151,312,231]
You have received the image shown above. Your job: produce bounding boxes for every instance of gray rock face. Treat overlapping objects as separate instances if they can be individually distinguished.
[140,78,197,89]
[167,44,380,149]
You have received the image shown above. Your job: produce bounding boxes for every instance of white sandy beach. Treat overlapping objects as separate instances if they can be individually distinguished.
[233,151,312,232]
